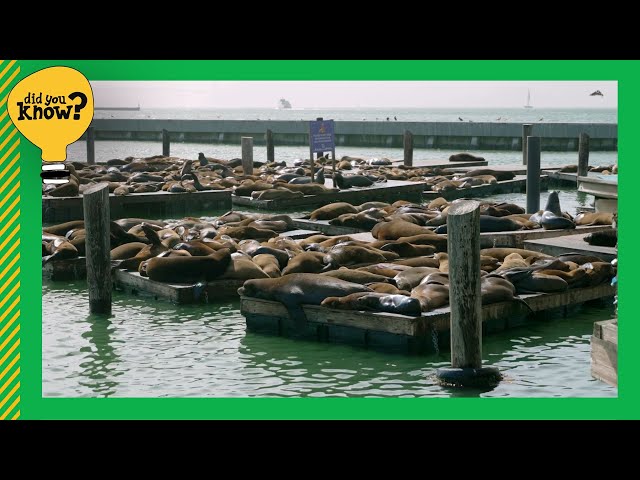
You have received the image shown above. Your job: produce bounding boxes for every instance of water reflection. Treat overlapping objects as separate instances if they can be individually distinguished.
[79,313,120,397]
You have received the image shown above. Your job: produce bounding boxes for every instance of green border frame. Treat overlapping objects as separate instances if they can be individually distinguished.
[19,60,633,419]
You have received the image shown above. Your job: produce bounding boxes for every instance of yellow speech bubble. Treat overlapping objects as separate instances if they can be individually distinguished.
[7,66,94,162]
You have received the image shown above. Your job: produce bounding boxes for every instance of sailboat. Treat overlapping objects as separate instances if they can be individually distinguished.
[524,89,533,109]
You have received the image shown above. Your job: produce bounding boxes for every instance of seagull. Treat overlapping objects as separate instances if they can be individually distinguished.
[496,117,501,121]
[458,117,463,121]
[539,117,544,121]
[394,116,397,121]
[590,90,604,97]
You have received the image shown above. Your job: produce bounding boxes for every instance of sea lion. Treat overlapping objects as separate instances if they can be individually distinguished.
[511,272,569,294]
[42,237,79,263]
[252,254,282,278]
[329,212,381,230]
[309,202,359,221]
[115,218,166,231]
[357,201,390,211]
[173,241,218,256]
[365,283,410,295]
[333,172,375,189]
[480,248,553,262]
[323,245,389,268]
[252,246,291,269]
[535,268,588,288]
[540,210,575,230]
[238,273,373,328]
[464,168,515,181]
[449,152,485,162]
[379,242,437,257]
[110,242,148,260]
[321,267,394,285]
[142,248,232,283]
[434,215,523,234]
[253,188,304,201]
[372,219,433,240]
[411,282,450,312]
[553,253,607,265]
[217,226,278,241]
[480,274,532,312]
[495,253,529,272]
[281,252,327,275]
[580,262,616,287]
[220,254,270,280]
[394,267,441,291]
[43,220,85,236]
[393,256,440,268]
[574,212,614,226]
[322,292,422,316]
[584,229,617,247]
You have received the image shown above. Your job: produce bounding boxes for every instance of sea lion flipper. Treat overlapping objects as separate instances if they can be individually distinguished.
[283,303,308,334]
[514,297,534,314]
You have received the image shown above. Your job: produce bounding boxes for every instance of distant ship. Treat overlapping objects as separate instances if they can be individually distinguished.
[277,98,292,109]
[524,90,533,109]
[95,103,141,111]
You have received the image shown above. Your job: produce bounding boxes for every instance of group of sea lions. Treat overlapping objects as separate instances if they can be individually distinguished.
[42,151,511,200]
[557,163,618,175]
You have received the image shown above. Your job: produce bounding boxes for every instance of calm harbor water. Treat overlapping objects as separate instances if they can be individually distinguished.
[44,107,618,399]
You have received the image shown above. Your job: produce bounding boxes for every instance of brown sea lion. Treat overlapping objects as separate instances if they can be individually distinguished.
[495,253,528,272]
[321,267,394,285]
[281,252,327,275]
[309,202,359,221]
[464,168,516,181]
[43,220,85,236]
[480,248,553,262]
[393,256,440,268]
[366,283,411,295]
[411,282,450,312]
[574,212,614,226]
[220,254,270,280]
[238,273,373,328]
[394,267,441,291]
[323,245,390,268]
[217,226,278,241]
[584,229,617,247]
[321,292,422,316]
[379,242,437,258]
[141,248,231,283]
[372,219,434,240]
[395,234,448,252]
[42,238,79,263]
[110,242,148,260]
[252,254,282,278]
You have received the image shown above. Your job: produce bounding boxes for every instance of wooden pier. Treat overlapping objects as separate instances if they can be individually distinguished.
[241,283,617,354]
[42,257,87,281]
[524,231,616,262]
[43,189,233,223]
[591,319,617,387]
[232,179,425,211]
[113,269,244,304]
[423,175,549,201]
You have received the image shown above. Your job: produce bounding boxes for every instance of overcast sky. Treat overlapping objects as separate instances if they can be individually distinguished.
[91,81,617,109]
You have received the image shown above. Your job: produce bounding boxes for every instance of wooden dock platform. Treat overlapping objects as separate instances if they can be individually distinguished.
[291,219,370,236]
[591,319,617,387]
[398,159,488,169]
[524,231,616,262]
[241,283,617,354]
[542,170,579,184]
[43,189,233,223]
[423,175,549,201]
[444,163,566,175]
[113,269,244,304]
[232,179,425,211]
[42,257,87,281]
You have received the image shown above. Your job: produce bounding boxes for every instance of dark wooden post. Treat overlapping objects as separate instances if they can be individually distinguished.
[162,129,170,157]
[403,130,413,167]
[241,137,253,175]
[266,129,275,163]
[578,132,590,178]
[522,124,533,165]
[436,200,501,388]
[86,126,95,165]
[82,183,112,314]
[526,136,541,214]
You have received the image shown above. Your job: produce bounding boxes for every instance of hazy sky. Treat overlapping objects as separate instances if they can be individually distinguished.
[91,81,617,109]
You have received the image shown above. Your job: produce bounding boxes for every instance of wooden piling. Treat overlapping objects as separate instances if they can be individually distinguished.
[578,132,590,178]
[162,129,170,157]
[448,200,483,368]
[526,136,541,214]
[241,136,253,175]
[266,129,275,163]
[403,130,413,167]
[436,200,501,388]
[86,126,95,165]
[82,183,112,314]
[522,124,533,165]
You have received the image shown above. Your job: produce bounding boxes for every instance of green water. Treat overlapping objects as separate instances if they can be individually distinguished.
[42,278,616,398]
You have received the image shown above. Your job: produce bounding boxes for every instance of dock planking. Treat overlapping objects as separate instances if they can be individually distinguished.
[423,175,549,201]
[241,283,616,354]
[43,189,233,223]
[113,269,245,304]
[232,179,425,211]
[524,231,616,261]
[591,319,617,387]
[42,257,87,281]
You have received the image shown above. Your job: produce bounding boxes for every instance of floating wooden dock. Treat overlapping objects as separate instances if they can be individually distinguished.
[541,170,579,184]
[591,319,617,387]
[42,257,87,281]
[241,283,616,354]
[232,179,425,211]
[113,269,244,304]
[524,231,616,262]
[291,218,369,236]
[43,189,233,223]
[423,175,549,201]
[444,163,566,175]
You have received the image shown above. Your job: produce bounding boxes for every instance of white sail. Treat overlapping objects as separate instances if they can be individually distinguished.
[524,89,533,108]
